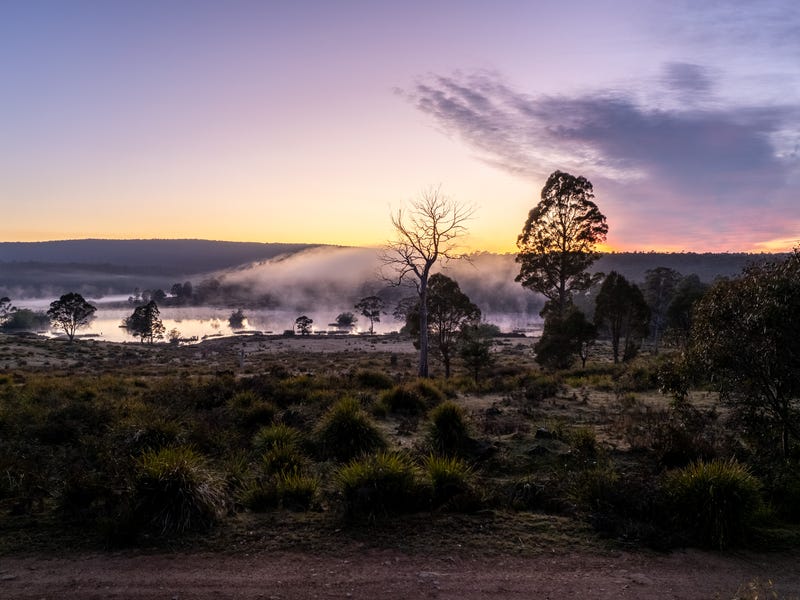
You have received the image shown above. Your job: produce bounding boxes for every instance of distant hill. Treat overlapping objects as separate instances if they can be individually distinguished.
[0,239,785,302]
[592,252,785,283]
[0,239,321,298]
[0,239,320,272]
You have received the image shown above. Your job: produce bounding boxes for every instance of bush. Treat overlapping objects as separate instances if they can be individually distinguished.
[132,446,227,536]
[252,423,301,454]
[315,397,386,461]
[262,444,307,475]
[427,401,471,456]
[379,380,446,415]
[523,373,562,403]
[336,452,421,519]
[275,470,318,511]
[568,426,598,459]
[570,465,620,512]
[665,459,762,549]
[423,454,474,508]
[239,480,278,512]
[354,369,395,390]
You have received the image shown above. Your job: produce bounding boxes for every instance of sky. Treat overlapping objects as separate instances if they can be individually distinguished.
[1,0,798,253]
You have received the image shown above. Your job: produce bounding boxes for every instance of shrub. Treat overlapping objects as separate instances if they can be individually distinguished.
[423,454,474,508]
[132,446,227,536]
[118,420,183,455]
[230,390,260,408]
[523,373,562,403]
[275,470,318,511]
[568,426,598,459]
[239,480,278,512]
[336,451,421,518]
[379,380,446,415]
[252,423,301,454]
[316,397,386,461]
[238,401,278,429]
[379,385,427,414]
[427,401,471,456]
[355,369,395,390]
[665,459,762,549]
[570,465,620,512]
[262,444,307,475]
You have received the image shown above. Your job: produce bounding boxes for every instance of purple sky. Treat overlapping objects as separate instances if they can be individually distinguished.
[1,1,798,252]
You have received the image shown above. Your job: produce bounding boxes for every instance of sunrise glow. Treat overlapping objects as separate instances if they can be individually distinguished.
[1,2,798,253]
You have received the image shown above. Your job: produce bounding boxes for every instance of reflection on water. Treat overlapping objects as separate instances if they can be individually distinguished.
[11,302,403,343]
[9,300,541,343]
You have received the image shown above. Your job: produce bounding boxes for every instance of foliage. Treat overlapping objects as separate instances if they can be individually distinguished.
[354,369,395,390]
[275,470,319,511]
[534,307,596,370]
[336,451,421,518]
[295,315,313,335]
[132,446,227,536]
[379,380,446,415]
[0,296,14,326]
[262,444,307,475]
[690,251,800,457]
[354,295,385,334]
[427,400,471,456]
[516,170,608,318]
[458,324,494,383]
[333,311,357,330]
[315,397,387,461]
[381,186,473,377]
[46,292,97,341]
[404,273,481,377]
[642,267,682,353]
[423,454,474,508]
[228,308,247,329]
[523,373,562,402]
[252,423,301,454]
[1,308,50,331]
[594,271,649,363]
[167,327,181,344]
[665,459,762,549]
[125,300,165,344]
[666,274,708,347]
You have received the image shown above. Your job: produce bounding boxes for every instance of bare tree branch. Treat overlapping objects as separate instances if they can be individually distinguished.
[380,186,474,376]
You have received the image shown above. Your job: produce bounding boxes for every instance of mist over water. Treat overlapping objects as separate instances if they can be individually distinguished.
[9,247,545,342]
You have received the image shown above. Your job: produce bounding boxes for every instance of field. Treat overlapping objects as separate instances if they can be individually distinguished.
[0,332,798,599]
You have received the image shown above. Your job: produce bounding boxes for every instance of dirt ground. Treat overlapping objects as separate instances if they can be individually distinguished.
[1,333,798,599]
[2,547,799,599]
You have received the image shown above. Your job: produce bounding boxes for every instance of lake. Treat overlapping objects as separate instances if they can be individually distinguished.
[11,298,541,343]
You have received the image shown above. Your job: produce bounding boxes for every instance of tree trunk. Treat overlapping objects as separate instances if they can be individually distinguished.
[418,283,429,377]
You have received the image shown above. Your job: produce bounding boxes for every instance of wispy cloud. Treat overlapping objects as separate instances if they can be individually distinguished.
[404,70,800,250]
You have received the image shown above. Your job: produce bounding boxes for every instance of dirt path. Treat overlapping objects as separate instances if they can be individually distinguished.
[2,548,799,599]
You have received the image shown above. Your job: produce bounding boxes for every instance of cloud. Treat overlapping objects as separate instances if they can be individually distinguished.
[405,70,800,250]
[660,62,714,106]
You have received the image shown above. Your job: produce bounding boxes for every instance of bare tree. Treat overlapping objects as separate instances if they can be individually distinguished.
[381,187,473,377]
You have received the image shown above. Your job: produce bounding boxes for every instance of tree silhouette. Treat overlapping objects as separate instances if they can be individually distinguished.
[516,171,608,319]
[690,251,800,457]
[534,307,596,370]
[643,267,682,354]
[125,300,165,344]
[382,187,473,377]
[334,312,357,331]
[354,296,385,335]
[594,271,649,363]
[0,297,14,326]
[404,274,481,378]
[46,293,97,342]
[295,315,313,336]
